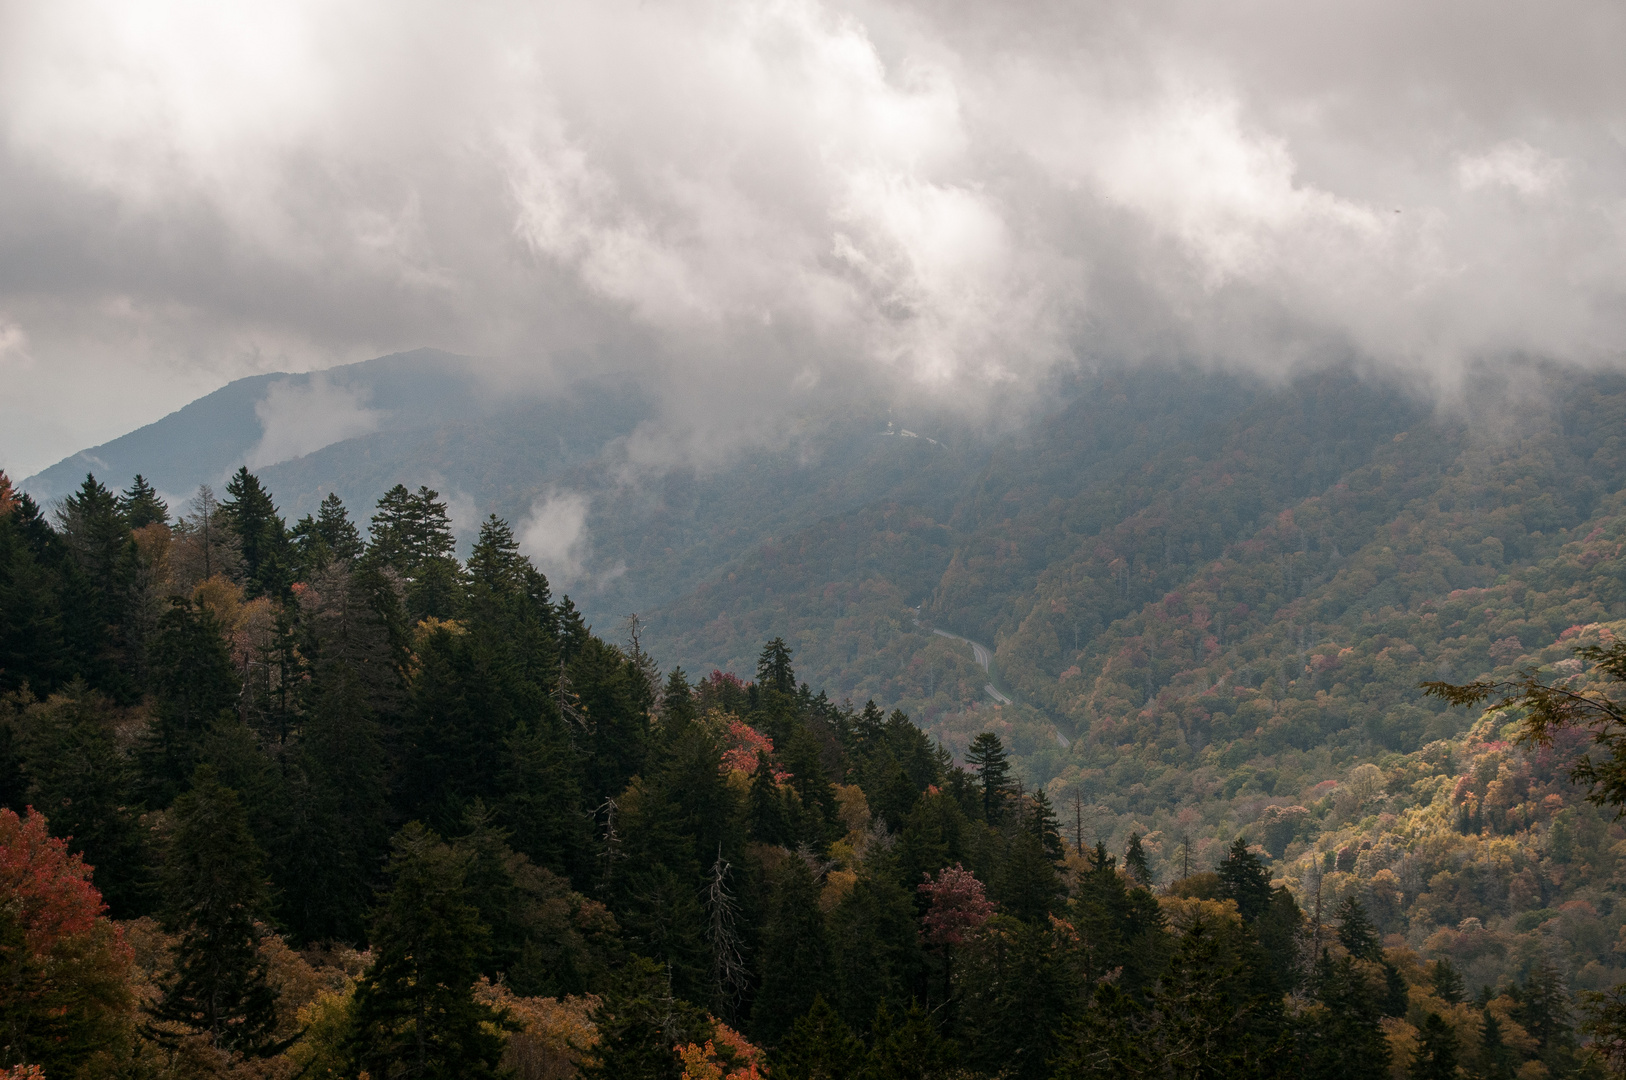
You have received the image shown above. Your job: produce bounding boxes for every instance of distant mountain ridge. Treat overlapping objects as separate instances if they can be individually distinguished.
[21,348,500,506]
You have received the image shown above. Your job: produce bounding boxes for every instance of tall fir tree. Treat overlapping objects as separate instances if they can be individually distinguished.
[220,467,291,599]
[153,768,279,1053]
[119,475,169,529]
[347,824,509,1080]
[965,731,1012,822]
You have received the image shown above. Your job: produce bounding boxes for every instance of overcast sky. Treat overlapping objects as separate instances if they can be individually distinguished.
[2,0,1624,477]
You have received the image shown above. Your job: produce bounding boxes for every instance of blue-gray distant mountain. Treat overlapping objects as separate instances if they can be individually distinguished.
[22,349,511,507]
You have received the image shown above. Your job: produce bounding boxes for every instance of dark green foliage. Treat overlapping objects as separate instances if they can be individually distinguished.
[1513,960,1577,1071]
[221,467,291,599]
[966,731,1011,822]
[1054,919,1285,1080]
[152,768,279,1053]
[347,823,510,1080]
[119,475,169,529]
[1124,831,1152,887]
[827,858,924,1032]
[1430,958,1466,1004]
[775,996,866,1080]
[863,1001,958,1080]
[1296,949,1393,1080]
[751,856,832,1046]
[1336,896,1382,961]
[366,483,464,620]
[142,599,238,806]
[1067,843,1167,992]
[10,682,151,915]
[290,492,364,575]
[1216,839,1273,924]
[1478,1007,1518,1080]
[1028,789,1065,862]
[55,473,139,697]
[1410,1012,1458,1080]
[583,957,713,1080]
[0,490,70,695]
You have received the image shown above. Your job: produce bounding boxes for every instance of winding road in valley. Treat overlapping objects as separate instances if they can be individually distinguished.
[912,611,1071,749]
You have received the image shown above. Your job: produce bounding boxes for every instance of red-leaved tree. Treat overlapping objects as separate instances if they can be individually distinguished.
[0,807,134,1074]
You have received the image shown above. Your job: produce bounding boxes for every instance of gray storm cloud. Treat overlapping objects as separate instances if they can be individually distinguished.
[1,0,1623,473]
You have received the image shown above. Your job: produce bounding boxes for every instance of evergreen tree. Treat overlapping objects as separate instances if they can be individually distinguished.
[142,598,239,805]
[1124,832,1152,888]
[751,856,832,1046]
[347,824,509,1080]
[583,957,712,1080]
[152,768,279,1053]
[220,467,291,599]
[775,996,866,1080]
[119,475,169,529]
[1335,895,1382,961]
[290,492,363,576]
[864,1001,959,1080]
[1477,1007,1518,1080]
[1029,789,1065,861]
[0,488,70,695]
[14,682,150,915]
[1217,838,1273,923]
[1431,958,1466,1005]
[965,731,1012,822]
[757,637,795,696]
[314,492,364,561]
[366,484,463,620]
[1410,1012,1459,1080]
[1514,960,1576,1071]
[54,473,138,696]
[1297,948,1393,1079]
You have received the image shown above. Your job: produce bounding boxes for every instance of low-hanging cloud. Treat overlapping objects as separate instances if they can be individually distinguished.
[2,0,1625,474]
[519,489,593,587]
[247,374,382,470]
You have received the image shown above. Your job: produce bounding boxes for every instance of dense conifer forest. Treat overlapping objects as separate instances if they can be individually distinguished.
[3,463,1626,1079]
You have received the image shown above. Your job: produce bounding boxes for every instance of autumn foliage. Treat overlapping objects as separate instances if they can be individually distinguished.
[0,807,133,1074]
[675,1020,767,1080]
[918,864,993,948]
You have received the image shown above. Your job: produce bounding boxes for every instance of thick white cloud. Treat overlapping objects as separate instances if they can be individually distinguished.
[2,0,1624,474]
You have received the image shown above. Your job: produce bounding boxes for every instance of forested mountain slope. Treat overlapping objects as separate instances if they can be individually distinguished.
[8,461,1621,1080]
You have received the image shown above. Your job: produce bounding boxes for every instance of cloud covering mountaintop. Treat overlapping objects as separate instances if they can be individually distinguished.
[2,0,1623,474]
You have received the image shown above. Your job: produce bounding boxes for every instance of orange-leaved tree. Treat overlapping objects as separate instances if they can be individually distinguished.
[675,1019,766,1080]
[0,806,135,1074]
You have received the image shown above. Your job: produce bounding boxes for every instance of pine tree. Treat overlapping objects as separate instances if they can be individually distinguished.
[775,996,866,1080]
[119,475,168,529]
[153,767,279,1053]
[54,473,137,695]
[347,824,509,1079]
[966,731,1012,822]
[1124,832,1152,888]
[1030,789,1065,861]
[1335,895,1381,961]
[314,492,363,561]
[366,484,463,620]
[220,467,291,599]
[15,682,150,916]
[1410,1012,1458,1080]
[1477,1007,1517,1080]
[142,599,238,806]
[290,493,363,576]
[1217,839,1273,924]
[1431,958,1466,1005]
[751,856,832,1046]
[757,637,795,696]
[0,490,70,696]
